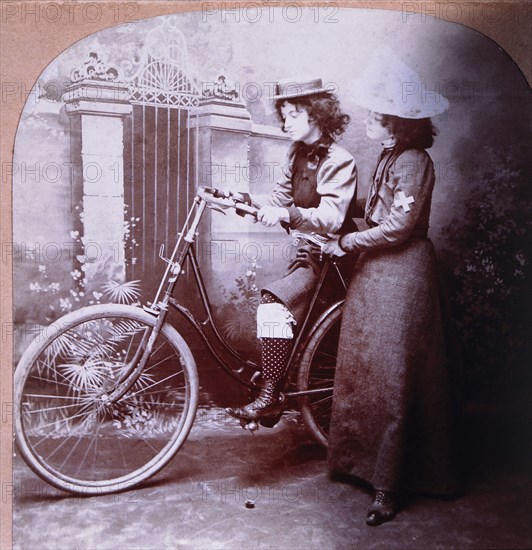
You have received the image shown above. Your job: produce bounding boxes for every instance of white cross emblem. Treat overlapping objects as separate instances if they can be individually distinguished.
[395,191,415,212]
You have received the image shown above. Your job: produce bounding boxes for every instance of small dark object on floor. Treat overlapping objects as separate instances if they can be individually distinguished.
[245,500,255,509]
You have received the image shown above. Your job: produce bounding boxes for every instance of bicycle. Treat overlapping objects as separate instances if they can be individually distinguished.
[14,186,348,495]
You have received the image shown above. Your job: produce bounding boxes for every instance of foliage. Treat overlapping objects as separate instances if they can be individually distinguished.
[215,261,262,357]
[23,318,182,439]
[443,142,531,398]
[25,257,141,326]
[22,207,141,325]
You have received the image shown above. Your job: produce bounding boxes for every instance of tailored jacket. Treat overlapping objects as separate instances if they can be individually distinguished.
[341,147,434,251]
[252,138,358,236]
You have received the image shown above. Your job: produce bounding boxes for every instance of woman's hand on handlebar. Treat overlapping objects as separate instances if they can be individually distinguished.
[320,235,347,257]
[257,206,290,228]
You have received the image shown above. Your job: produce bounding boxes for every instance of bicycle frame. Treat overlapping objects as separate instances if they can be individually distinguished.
[125,191,347,398]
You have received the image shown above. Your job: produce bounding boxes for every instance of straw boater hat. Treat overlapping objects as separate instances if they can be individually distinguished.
[272,77,331,101]
[352,50,449,119]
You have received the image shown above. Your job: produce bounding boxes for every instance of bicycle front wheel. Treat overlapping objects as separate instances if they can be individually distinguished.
[14,304,198,495]
[297,302,343,447]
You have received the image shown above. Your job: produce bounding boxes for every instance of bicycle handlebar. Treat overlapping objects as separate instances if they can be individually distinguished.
[198,186,345,258]
[198,186,258,219]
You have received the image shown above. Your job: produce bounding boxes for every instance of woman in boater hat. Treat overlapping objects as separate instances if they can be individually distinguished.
[327,53,462,526]
[225,78,357,422]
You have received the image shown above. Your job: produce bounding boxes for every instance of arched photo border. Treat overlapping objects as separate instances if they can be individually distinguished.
[1,2,530,548]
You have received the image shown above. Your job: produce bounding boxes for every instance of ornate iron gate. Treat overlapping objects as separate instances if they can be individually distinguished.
[122,20,200,295]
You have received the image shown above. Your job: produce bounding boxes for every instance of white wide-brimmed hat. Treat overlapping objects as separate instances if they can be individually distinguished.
[352,50,449,119]
[272,77,331,101]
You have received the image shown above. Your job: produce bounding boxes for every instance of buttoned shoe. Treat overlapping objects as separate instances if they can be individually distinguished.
[366,491,397,526]
[225,379,283,421]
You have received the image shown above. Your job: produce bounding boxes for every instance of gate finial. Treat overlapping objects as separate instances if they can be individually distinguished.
[70,52,120,83]
[202,75,239,102]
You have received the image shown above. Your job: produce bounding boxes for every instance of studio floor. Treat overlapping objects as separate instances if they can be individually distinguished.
[12,405,532,550]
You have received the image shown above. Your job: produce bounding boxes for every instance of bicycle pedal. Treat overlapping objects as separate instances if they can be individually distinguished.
[239,419,259,432]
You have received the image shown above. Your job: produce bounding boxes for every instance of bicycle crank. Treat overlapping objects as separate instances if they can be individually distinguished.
[239,413,282,432]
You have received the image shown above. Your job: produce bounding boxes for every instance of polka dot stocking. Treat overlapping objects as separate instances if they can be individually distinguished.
[260,292,293,384]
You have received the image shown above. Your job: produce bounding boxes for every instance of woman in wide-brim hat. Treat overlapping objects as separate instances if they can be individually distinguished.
[327,53,462,526]
[226,77,358,422]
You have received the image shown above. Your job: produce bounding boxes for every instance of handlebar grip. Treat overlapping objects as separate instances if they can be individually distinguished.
[199,186,231,199]
[235,203,258,219]
[199,186,257,218]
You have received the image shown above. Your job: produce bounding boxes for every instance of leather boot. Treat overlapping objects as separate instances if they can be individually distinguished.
[366,491,397,526]
[225,379,283,421]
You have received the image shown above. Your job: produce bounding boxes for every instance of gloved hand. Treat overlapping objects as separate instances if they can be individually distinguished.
[257,206,290,228]
[320,236,347,257]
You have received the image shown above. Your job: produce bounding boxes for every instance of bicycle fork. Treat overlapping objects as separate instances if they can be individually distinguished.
[105,197,207,403]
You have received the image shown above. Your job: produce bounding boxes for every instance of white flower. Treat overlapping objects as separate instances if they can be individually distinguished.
[29,282,41,292]
[69,230,79,239]
[59,298,72,311]
[38,265,46,273]
[48,282,60,293]
[245,270,253,277]
[71,270,82,279]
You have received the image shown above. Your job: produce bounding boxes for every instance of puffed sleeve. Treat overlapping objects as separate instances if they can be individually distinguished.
[286,145,358,234]
[340,149,435,251]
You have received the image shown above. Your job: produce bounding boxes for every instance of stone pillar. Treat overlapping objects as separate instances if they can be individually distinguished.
[189,98,252,294]
[63,79,132,281]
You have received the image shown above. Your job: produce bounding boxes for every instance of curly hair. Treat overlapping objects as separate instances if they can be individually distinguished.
[275,93,350,139]
[380,115,437,150]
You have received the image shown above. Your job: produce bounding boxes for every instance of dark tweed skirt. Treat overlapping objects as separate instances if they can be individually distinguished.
[262,243,321,326]
[327,238,462,495]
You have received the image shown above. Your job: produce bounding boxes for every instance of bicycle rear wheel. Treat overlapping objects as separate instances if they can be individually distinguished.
[14,304,198,495]
[296,303,342,447]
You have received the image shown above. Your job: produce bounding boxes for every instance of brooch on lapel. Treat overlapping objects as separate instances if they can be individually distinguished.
[306,144,328,170]
[306,154,320,170]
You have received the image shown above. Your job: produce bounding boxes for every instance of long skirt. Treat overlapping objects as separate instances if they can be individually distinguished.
[327,238,462,495]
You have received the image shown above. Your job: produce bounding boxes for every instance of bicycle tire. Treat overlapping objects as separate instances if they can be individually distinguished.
[14,304,199,495]
[296,302,343,447]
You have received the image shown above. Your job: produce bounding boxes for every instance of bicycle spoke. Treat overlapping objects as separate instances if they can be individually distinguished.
[23,393,89,401]
[30,402,102,433]
[144,352,180,372]
[28,375,79,391]
[89,422,102,481]
[309,394,334,407]
[125,370,185,400]
[16,309,197,492]
[297,308,341,446]
[23,403,87,415]
[58,430,90,471]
